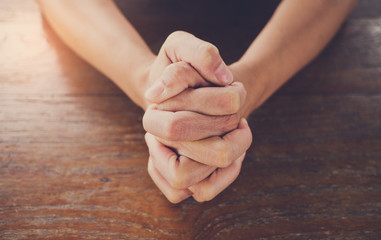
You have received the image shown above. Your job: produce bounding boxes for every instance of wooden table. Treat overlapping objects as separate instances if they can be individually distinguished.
[1,0,380,239]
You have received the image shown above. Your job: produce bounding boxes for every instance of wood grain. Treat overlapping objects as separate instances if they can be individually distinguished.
[1,0,380,239]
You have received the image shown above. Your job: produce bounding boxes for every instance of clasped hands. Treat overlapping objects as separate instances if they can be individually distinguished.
[142,31,252,203]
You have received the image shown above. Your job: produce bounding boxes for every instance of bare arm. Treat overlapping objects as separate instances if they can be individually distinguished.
[37,0,359,203]
[37,0,358,116]
[37,0,154,108]
[231,0,358,116]
[142,0,359,202]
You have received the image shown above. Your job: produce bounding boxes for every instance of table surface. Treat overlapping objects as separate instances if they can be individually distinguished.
[1,0,381,239]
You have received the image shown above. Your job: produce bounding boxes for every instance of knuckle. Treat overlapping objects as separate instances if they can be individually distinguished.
[169,63,182,76]
[172,62,193,89]
[193,194,205,203]
[175,61,191,70]
[166,31,187,42]
[164,31,192,61]
[178,62,193,77]
[163,62,191,88]
[170,168,188,189]
[192,186,215,202]
[163,113,184,141]
[212,141,231,168]
[147,159,186,204]
[196,42,220,67]
[202,192,215,202]
[198,42,219,56]
[170,62,187,79]
[166,190,184,204]
[162,64,180,87]
[222,114,240,133]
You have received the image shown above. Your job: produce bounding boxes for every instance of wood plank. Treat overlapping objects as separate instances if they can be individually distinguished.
[0,0,380,239]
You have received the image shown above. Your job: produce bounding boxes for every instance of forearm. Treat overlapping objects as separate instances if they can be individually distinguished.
[37,0,154,108]
[233,0,358,116]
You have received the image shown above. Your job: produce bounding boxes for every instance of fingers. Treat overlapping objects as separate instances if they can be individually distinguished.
[189,153,245,202]
[156,82,247,116]
[143,106,240,141]
[144,30,248,203]
[156,118,252,168]
[145,61,209,103]
[147,158,192,204]
[148,152,246,204]
[145,133,216,189]
[160,31,233,86]
[146,31,234,104]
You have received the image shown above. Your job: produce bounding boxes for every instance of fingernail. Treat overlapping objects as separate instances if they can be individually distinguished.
[215,61,233,85]
[145,81,165,100]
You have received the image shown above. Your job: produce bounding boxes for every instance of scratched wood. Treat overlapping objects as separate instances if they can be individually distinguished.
[1,0,380,239]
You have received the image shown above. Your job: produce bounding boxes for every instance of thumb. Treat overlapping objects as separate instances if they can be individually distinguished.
[160,31,233,86]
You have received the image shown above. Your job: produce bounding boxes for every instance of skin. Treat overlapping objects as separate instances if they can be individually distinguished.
[37,0,358,203]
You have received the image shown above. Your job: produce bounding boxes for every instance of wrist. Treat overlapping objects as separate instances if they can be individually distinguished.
[229,60,271,118]
[118,50,155,110]
[131,55,155,110]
